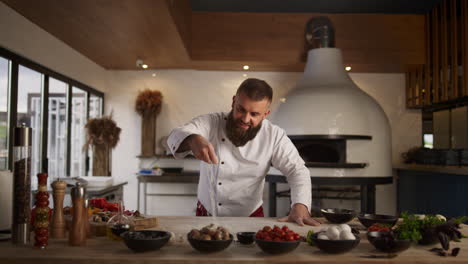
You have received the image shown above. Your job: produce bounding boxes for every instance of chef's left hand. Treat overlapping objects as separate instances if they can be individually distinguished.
[278,203,323,226]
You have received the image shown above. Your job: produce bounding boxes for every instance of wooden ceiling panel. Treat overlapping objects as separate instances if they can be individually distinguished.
[1,1,425,72]
[2,0,191,69]
[191,12,425,70]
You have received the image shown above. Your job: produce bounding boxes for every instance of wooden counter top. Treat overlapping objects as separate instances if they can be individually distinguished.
[1,216,467,264]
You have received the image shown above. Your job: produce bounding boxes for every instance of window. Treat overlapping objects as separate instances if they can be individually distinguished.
[0,57,8,170]
[423,134,434,149]
[89,94,102,119]
[0,47,104,185]
[48,78,68,179]
[17,65,43,189]
[70,87,87,177]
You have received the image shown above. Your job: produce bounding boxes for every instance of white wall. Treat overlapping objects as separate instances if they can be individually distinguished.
[107,70,422,216]
[0,2,108,92]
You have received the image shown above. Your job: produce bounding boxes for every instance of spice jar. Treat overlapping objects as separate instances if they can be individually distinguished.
[32,173,51,249]
[12,126,32,245]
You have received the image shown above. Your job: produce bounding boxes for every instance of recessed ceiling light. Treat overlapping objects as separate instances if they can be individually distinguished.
[152,73,156,77]
[136,59,149,69]
[345,66,352,71]
[243,65,249,70]
[243,73,247,77]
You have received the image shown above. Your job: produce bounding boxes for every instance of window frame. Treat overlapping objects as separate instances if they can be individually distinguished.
[0,46,104,178]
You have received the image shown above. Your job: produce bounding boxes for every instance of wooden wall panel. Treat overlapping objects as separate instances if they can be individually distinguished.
[406,69,413,108]
[440,1,449,102]
[425,14,432,105]
[463,0,468,96]
[450,0,458,99]
[433,7,441,103]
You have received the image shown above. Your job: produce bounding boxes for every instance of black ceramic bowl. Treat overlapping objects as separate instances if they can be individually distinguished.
[311,232,360,254]
[254,238,301,255]
[418,227,439,245]
[321,208,357,224]
[358,214,398,228]
[121,230,171,253]
[237,232,255,245]
[187,234,233,253]
[367,231,411,253]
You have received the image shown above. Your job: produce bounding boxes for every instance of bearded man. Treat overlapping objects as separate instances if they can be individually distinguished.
[167,78,322,226]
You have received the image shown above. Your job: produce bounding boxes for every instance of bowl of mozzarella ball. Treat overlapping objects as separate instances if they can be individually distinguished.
[311,224,361,254]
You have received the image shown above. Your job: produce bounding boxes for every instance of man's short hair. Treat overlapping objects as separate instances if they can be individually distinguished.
[236,78,273,102]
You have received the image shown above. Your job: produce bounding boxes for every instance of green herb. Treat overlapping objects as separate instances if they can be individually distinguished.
[453,216,468,225]
[306,230,315,246]
[395,212,445,241]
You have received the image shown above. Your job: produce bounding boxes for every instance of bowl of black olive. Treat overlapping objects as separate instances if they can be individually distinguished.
[121,230,171,253]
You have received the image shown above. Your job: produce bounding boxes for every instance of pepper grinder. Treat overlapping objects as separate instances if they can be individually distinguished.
[69,182,87,246]
[50,180,67,239]
[12,126,32,245]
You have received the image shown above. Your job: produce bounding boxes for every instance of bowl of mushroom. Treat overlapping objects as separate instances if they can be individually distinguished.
[187,224,233,253]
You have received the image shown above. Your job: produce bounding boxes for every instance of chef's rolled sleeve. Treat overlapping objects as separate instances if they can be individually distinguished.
[271,130,312,211]
[167,114,213,159]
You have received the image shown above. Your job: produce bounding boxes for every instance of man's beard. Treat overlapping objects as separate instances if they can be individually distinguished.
[225,111,262,147]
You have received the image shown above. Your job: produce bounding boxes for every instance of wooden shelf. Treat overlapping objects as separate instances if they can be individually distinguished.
[136,154,196,159]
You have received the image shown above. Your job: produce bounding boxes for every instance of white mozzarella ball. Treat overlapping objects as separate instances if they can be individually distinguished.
[415,214,426,220]
[338,224,351,233]
[436,214,446,222]
[340,231,355,240]
[326,226,340,240]
[318,234,330,240]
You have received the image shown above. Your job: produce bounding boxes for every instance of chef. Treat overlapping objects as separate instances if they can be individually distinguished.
[167,78,322,226]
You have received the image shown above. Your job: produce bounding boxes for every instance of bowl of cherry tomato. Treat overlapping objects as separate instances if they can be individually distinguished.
[254,225,301,254]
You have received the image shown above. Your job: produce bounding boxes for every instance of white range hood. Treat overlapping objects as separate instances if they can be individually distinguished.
[272,47,392,178]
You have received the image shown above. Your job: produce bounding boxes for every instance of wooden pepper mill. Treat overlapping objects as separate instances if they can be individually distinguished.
[69,182,87,246]
[50,180,67,239]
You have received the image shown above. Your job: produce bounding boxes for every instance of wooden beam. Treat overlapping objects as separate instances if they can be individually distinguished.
[166,0,191,56]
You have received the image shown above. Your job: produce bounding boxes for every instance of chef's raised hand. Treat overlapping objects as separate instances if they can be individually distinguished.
[278,203,323,226]
[186,134,219,164]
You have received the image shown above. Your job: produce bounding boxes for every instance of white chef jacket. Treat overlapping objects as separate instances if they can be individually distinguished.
[167,112,311,216]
